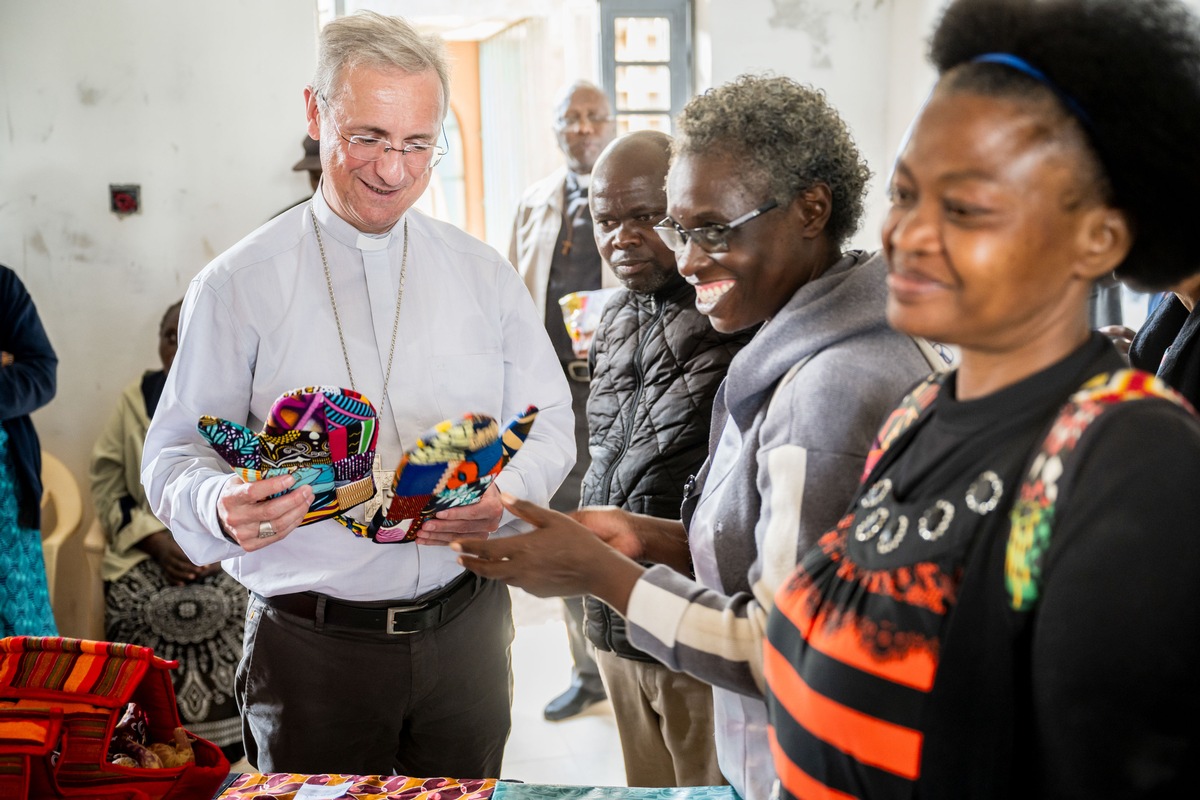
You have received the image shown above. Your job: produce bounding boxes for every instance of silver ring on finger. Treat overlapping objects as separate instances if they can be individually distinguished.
[257,520,277,539]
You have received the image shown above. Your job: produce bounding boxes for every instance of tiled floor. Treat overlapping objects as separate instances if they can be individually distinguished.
[230,588,628,786]
[501,588,625,786]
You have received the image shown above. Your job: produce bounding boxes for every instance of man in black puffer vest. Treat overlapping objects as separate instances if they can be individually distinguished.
[581,131,754,787]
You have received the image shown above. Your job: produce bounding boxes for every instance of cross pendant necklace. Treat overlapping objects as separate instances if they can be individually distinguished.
[310,203,408,520]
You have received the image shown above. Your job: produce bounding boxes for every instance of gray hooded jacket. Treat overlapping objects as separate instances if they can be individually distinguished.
[622,250,944,800]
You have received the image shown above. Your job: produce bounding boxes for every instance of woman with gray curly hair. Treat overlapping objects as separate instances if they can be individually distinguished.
[455,74,941,799]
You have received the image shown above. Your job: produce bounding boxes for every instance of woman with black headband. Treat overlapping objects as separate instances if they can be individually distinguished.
[765,0,1200,798]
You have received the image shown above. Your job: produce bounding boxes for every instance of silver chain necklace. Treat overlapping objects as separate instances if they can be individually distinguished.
[309,203,408,414]
[310,204,408,522]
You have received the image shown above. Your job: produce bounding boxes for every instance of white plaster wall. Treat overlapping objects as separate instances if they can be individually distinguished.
[1,1,318,499]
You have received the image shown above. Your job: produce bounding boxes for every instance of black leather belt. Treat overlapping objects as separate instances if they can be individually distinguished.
[257,571,482,635]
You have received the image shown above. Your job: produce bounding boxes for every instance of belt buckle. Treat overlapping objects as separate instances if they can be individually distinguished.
[385,603,427,635]
[568,360,589,382]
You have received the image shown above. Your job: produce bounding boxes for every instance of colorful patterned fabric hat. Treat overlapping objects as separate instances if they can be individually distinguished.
[339,405,538,544]
[198,386,378,527]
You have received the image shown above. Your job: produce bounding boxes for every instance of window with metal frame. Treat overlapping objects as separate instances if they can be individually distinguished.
[600,0,693,135]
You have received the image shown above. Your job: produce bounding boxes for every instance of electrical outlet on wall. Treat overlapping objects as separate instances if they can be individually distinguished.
[110,184,141,215]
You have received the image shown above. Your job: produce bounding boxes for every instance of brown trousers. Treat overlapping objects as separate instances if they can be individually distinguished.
[596,648,727,787]
[236,577,514,777]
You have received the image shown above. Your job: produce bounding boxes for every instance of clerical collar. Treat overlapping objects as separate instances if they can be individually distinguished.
[310,188,400,251]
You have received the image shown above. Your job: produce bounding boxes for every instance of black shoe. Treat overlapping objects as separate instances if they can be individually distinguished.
[543,682,606,721]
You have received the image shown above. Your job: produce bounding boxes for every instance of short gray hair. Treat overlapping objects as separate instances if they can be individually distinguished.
[313,11,450,119]
[553,80,609,120]
[674,74,870,248]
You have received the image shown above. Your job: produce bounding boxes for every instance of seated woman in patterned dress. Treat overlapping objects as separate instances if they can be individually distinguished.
[764,1,1200,798]
[90,300,246,760]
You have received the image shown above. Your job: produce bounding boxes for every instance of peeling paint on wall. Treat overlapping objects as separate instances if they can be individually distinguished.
[770,0,886,29]
[769,0,888,68]
[77,82,103,106]
[28,230,48,256]
[64,229,94,249]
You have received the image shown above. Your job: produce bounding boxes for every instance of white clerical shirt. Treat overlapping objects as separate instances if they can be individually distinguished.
[141,189,574,600]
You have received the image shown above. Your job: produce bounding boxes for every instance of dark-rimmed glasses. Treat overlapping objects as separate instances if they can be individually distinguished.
[319,94,448,169]
[654,200,780,254]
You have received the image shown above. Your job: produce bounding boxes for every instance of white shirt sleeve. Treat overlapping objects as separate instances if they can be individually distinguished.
[142,278,249,566]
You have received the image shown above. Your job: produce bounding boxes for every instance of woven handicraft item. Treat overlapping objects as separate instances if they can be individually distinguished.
[198,386,378,528]
[0,636,230,799]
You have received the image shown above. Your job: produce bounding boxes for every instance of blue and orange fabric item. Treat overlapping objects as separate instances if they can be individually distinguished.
[361,405,539,544]
[0,636,229,799]
[198,386,378,528]
[198,390,538,544]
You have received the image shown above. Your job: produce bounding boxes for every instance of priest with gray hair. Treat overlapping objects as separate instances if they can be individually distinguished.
[143,11,572,776]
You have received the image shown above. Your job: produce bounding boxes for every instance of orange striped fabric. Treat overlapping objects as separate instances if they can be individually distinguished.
[773,580,937,692]
[769,727,859,800]
[764,641,923,780]
[0,637,161,707]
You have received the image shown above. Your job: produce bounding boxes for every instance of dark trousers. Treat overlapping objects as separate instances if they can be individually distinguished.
[564,595,603,691]
[236,577,514,776]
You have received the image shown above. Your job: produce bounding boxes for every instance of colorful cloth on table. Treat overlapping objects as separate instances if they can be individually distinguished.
[105,557,246,754]
[219,774,495,800]
[494,785,739,800]
[0,426,57,637]
[199,386,379,528]
[217,776,739,800]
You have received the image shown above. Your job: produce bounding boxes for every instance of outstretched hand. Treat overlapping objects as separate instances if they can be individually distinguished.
[569,506,645,560]
[452,493,644,612]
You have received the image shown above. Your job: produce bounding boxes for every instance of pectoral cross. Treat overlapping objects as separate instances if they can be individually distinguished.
[362,451,397,521]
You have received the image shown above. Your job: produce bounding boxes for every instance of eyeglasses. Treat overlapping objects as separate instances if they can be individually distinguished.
[554,113,614,132]
[654,200,780,254]
[319,94,448,169]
